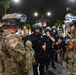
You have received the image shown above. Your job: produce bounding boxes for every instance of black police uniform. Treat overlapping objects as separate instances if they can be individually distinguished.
[43,35,54,70]
[51,32,60,63]
[27,33,45,75]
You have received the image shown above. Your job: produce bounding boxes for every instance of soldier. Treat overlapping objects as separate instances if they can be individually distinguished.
[0,23,3,50]
[25,40,35,75]
[0,14,26,75]
[70,21,76,75]
[0,23,3,42]
[64,21,76,75]
[0,23,4,74]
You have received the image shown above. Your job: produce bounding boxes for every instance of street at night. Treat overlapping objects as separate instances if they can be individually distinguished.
[0,0,76,75]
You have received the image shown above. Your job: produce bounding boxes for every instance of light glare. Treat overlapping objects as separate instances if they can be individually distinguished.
[68,0,76,2]
[34,12,38,17]
[47,12,51,16]
[13,0,20,3]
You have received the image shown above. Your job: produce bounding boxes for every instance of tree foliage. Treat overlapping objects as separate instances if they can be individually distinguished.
[55,19,62,26]
[0,0,10,15]
[23,21,31,29]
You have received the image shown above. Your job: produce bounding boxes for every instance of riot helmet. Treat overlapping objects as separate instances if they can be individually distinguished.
[45,26,51,33]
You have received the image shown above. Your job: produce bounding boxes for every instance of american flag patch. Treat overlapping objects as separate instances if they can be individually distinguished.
[10,40,18,48]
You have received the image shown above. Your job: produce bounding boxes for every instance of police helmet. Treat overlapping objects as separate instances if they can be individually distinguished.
[32,23,41,31]
[45,26,51,33]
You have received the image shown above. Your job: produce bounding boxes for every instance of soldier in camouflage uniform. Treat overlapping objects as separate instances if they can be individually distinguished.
[64,21,76,75]
[0,23,4,74]
[0,23,3,51]
[25,40,35,75]
[70,21,76,75]
[0,14,26,75]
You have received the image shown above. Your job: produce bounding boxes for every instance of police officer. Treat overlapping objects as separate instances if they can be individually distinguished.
[26,23,46,75]
[43,27,55,70]
[0,14,26,75]
[51,26,61,63]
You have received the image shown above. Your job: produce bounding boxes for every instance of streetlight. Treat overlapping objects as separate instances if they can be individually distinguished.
[47,12,51,16]
[11,0,21,5]
[34,12,38,17]
[68,0,76,2]
[34,11,51,32]
[13,0,20,3]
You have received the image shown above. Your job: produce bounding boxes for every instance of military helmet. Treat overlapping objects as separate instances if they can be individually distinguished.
[45,26,51,33]
[2,14,18,26]
[32,23,41,31]
[2,14,17,20]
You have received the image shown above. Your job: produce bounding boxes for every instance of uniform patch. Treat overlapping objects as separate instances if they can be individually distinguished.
[10,40,18,48]
[18,44,25,50]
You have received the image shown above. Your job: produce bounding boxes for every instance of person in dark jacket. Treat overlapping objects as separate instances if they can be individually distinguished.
[43,27,56,69]
[24,23,46,75]
[51,26,61,63]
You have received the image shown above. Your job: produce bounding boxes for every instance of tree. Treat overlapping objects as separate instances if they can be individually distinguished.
[24,21,31,29]
[66,7,76,15]
[0,0,10,15]
[0,4,4,18]
[55,19,62,27]
[66,7,72,13]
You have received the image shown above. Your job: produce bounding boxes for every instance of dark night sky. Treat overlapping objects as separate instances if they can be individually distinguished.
[10,0,76,25]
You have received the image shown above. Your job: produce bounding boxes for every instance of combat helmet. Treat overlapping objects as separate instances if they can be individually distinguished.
[2,14,18,26]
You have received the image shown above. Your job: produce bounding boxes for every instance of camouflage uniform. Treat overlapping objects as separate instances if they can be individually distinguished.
[25,40,35,75]
[72,34,76,75]
[64,34,76,75]
[0,14,26,75]
[1,29,26,75]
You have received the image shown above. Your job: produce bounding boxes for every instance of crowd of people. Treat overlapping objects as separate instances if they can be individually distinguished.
[0,13,76,75]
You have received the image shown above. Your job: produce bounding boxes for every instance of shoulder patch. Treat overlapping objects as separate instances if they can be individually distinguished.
[10,40,18,48]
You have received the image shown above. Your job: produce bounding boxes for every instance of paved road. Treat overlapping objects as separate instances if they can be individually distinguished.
[45,59,68,75]
[48,63,67,75]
